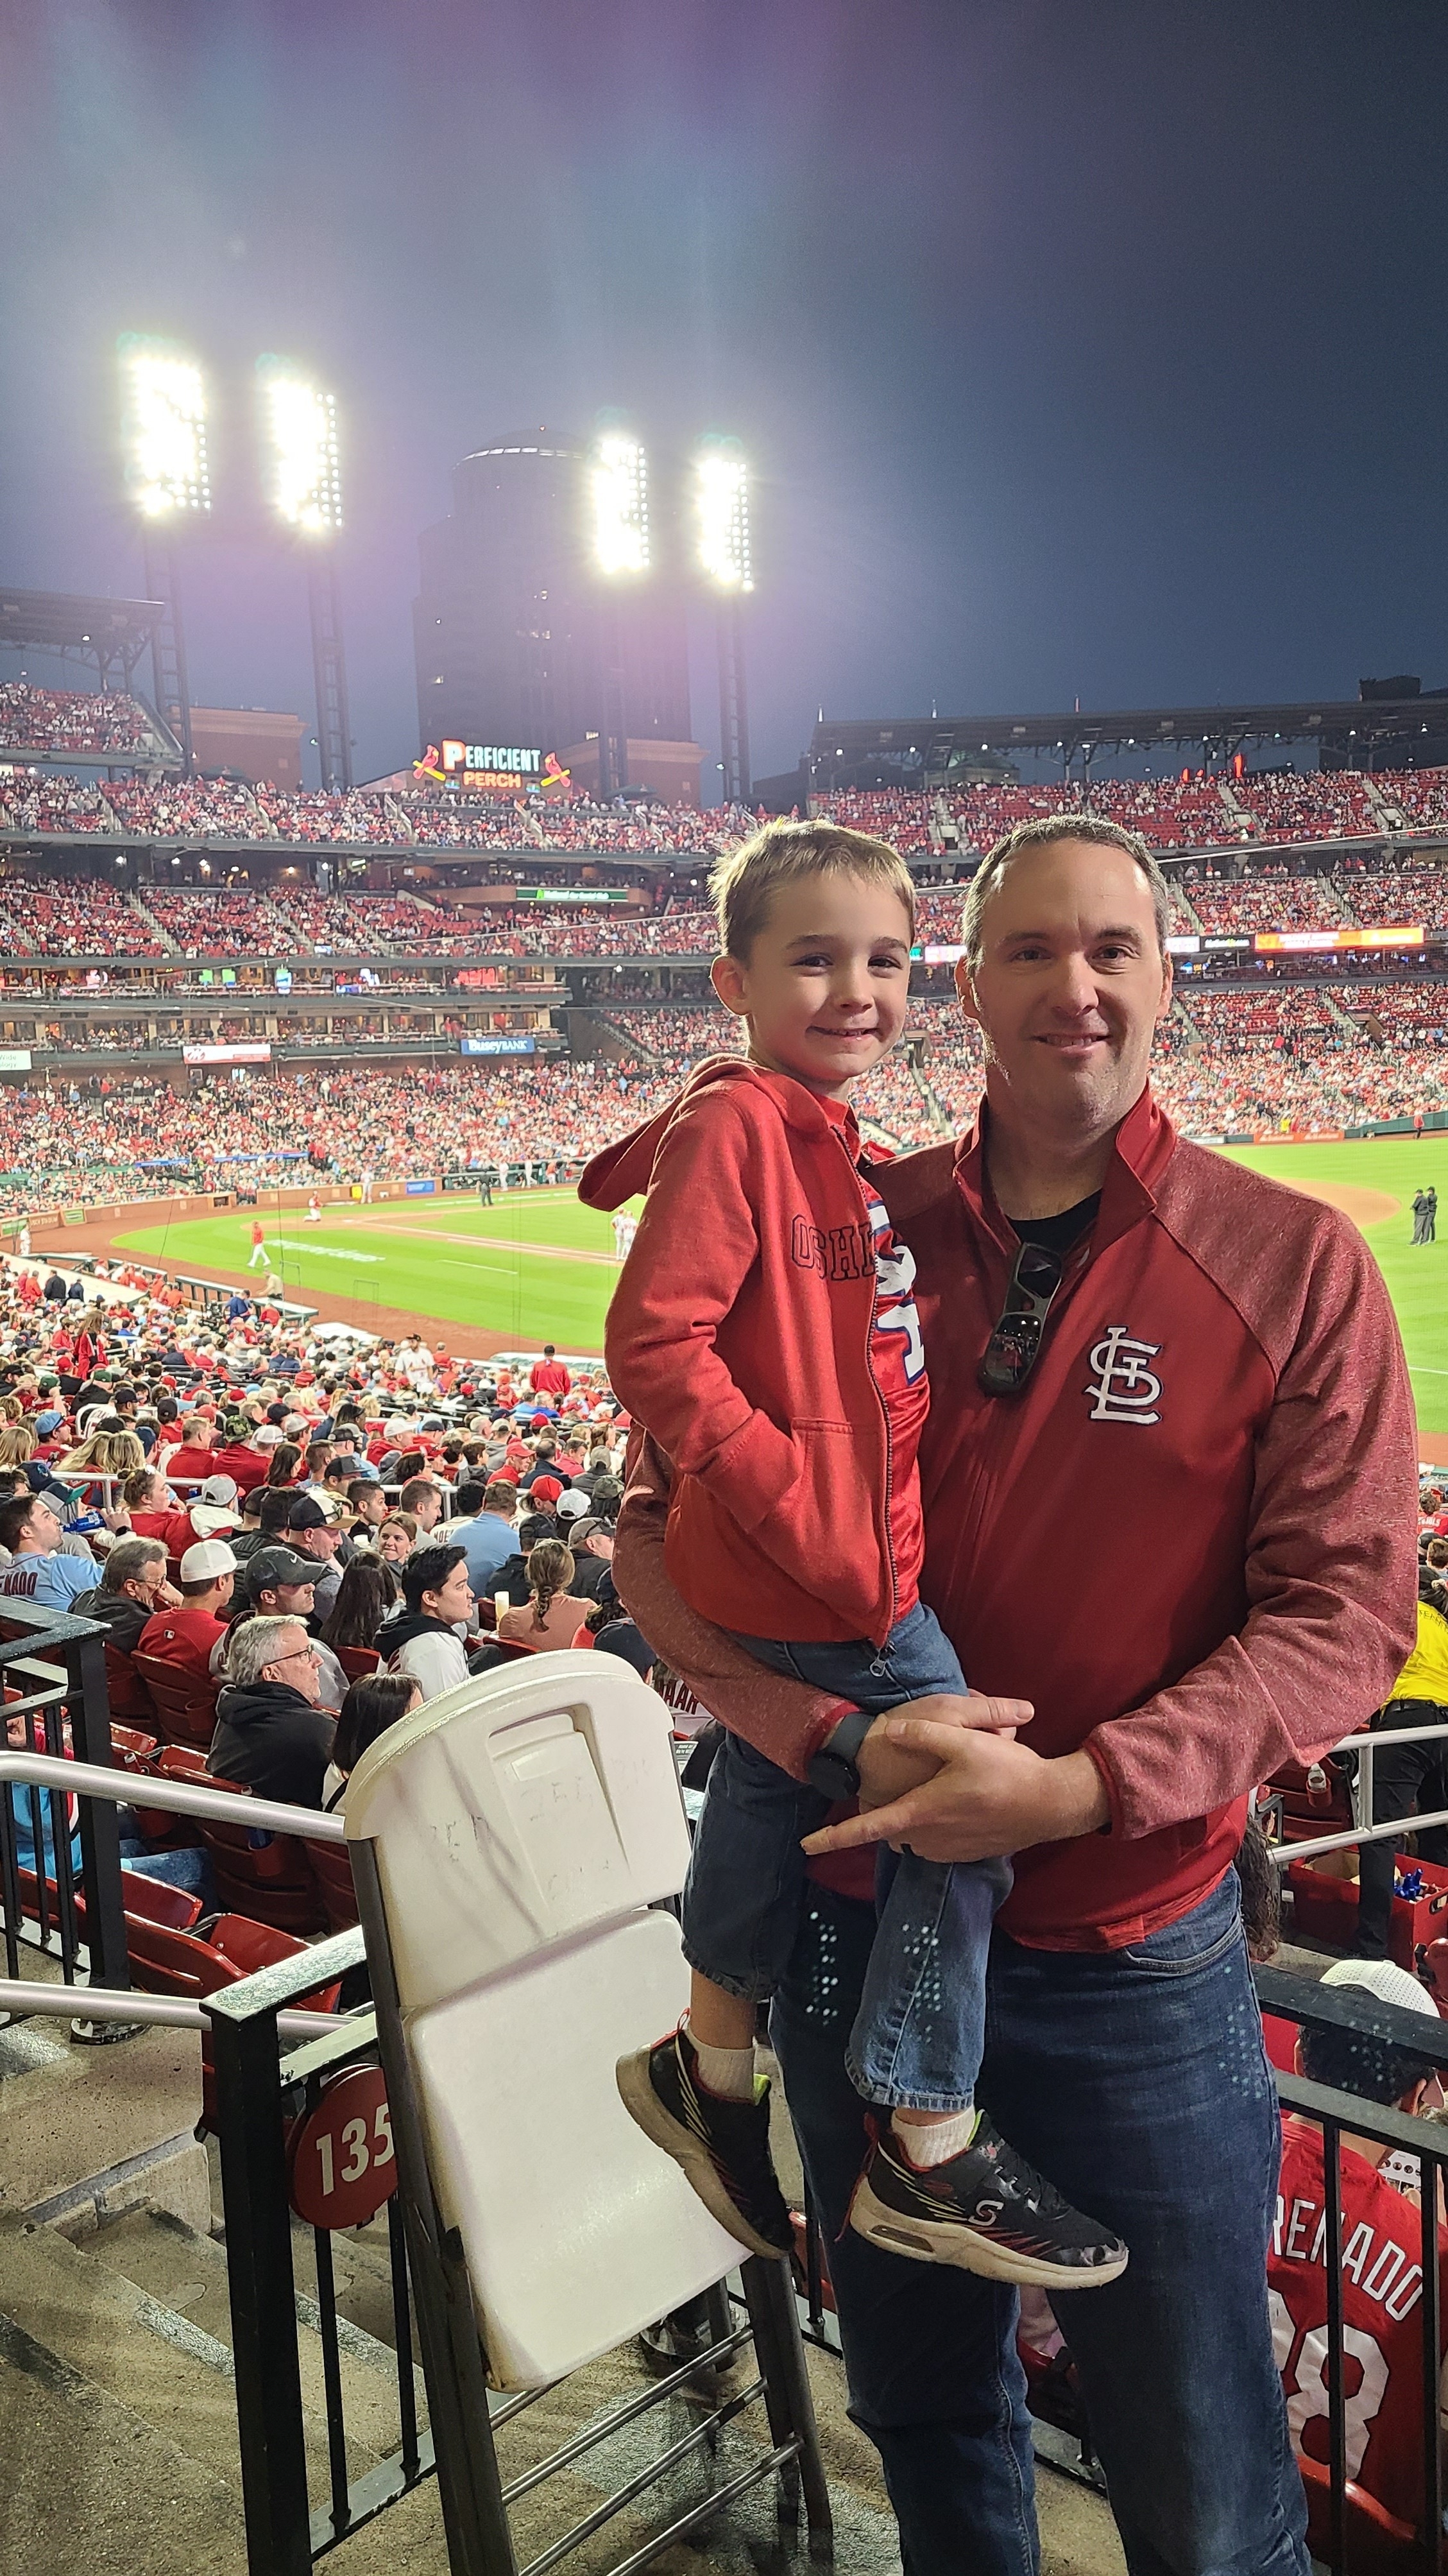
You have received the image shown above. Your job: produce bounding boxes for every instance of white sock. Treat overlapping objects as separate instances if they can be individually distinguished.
[688,2032,757,2102]
[892,2106,980,2168]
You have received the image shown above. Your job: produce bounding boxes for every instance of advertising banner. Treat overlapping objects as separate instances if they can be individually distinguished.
[183,1042,272,1065]
[1254,927,1425,954]
[460,1034,535,1056]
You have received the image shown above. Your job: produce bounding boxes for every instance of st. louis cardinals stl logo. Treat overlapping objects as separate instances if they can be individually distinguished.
[1084,1326,1163,1425]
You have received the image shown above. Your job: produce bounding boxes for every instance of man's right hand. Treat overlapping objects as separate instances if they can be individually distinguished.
[855,1690,1031,1811]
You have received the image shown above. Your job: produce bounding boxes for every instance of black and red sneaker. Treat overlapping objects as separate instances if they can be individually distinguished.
[616,2023,794,2258]
[848,2114,1128,2288]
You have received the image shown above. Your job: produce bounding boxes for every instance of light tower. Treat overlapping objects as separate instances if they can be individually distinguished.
[587,427,649,796]
[257,358,352,791]
[694,437,753,805]
[118,334,210,772]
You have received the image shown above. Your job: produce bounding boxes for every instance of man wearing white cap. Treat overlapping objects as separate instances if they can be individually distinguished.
[1270,1955,1447,2540]
[137,1538,238,1684]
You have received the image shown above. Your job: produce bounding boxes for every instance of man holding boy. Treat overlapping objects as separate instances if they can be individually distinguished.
[615,816,1417,2576]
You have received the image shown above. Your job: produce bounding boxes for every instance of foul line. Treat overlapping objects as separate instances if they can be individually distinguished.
[334,1221,620,1267]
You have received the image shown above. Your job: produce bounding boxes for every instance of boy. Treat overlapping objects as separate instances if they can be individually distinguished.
[581,821,1124,2287]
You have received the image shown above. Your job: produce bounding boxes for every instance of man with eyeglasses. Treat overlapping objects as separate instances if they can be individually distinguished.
[616,814,1418,2576]
[207,1611,333,1809]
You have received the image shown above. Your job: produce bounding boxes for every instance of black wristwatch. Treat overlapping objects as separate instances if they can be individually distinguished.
[806,1707,876,1801]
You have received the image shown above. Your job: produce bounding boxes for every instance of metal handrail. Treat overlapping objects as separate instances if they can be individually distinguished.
[1270,1720,1448,1867]
[0,1749,346,1844]
[0,1975,348,2040]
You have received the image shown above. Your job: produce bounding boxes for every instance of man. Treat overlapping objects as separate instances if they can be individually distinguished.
[561,1515,616,1602]
[209,1418,271,1496]
[72,1534,175,1720]
[346,1479,390,1547]
[240,1543,319,1629]
[1412,1188,1428,1244]
[398,1476,443,1537]
[285,1495,344,1619]
[167,1472,243,1554]
[137,1538,236,1683]
[207,1614,333,1807]
[1271,1957,1448,2539]
[246,1218,268,1272]
[379,1542,473,1701]
[530,1344,571,1401]
[447,1480,518,1593]
[0,1494,101,1613]
[230,1486,293,1567]
[615,816,1417,2576]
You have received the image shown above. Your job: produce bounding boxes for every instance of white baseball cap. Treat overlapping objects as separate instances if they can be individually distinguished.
[1318,1957,1440,2019]
[180,1538,238,1583]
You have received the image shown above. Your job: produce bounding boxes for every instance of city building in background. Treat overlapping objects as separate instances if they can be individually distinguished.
[187,705,305,788]
[412,438,700,802]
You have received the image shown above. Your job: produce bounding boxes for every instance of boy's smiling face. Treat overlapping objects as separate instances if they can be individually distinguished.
[711,869,914,1102]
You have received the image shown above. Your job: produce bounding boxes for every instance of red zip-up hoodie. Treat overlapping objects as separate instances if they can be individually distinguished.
[613,1085,1420,1949]
[580,1057,908,1647]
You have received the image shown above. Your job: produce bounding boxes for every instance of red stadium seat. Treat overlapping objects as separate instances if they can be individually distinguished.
[309,1833,359,1932]
[132,1653,220,1752]
[336,1645,382,1682]
[154,1747,325,1936]
[1296,2451,1422,2576]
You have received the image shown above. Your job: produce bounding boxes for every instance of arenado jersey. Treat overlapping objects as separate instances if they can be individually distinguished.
[1268,2119,1448,2532]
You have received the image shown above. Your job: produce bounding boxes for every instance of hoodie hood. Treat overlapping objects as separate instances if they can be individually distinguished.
[377,1608,461,1657]
[578,1057,842,1212]
[214,1677,314,1730]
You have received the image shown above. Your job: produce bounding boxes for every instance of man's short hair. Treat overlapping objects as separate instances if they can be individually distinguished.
[102,1536,166,1595]
[258,1489,294,1534]
[452,1482,489,1518]
[225,1614,307,1687]
[1299,2022,1436,2108]
[481,1480,517,1518]
[398,1477,436,1516]
[0,1494,42,1552]
[401,1542,466,1615]
[960,814,1171,969]
[709,819,916,962]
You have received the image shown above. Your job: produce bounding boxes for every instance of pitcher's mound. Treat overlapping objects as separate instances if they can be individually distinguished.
[1268,1179,1399,1231]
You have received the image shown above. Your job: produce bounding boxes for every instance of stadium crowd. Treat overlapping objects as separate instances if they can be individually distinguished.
[0,682,160,759]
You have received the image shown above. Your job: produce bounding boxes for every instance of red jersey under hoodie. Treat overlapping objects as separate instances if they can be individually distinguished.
[579,1057,928,1647]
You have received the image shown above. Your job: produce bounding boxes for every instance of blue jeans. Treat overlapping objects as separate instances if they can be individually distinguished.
[682,1599,1010,2109]
[772,1871,1308,2576]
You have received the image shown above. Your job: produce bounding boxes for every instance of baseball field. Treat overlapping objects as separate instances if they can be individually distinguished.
[109,1137,1448,1441]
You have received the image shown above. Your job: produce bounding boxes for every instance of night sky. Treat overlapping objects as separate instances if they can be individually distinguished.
[2,0,1445,794]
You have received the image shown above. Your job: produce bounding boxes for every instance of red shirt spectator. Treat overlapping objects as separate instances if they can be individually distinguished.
[136,1600,226,1684]
[530,1350,572,1398]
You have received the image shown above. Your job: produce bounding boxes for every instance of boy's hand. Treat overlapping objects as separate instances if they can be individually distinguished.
[855,1690,1030,1811]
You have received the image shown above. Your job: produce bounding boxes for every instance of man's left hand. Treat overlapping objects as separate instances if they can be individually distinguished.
[801,1718,1111,1864]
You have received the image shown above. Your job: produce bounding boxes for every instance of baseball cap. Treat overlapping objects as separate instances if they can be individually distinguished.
[1318,1957,1440,2019]
[246,1545,317,1594]
[34,1410,64,1437]
[531,1475,563,1506]
[593,1620,656,1682]
[253,1423,284,1448]
[287,1495,331,1531]
[556,1489,591,1521]
[180,1538,238,1583]
[200,1473,240,1506]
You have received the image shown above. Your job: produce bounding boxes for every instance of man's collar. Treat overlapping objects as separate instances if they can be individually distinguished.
[953,1083,1175,1253]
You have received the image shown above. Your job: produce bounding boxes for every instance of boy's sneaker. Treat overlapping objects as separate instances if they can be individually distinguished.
[848,2113,1128,2288]
[616,2023,794,2259]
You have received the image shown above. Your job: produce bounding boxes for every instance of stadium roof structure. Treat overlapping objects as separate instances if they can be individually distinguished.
[0,588,183,767]
[808,696,1448,786]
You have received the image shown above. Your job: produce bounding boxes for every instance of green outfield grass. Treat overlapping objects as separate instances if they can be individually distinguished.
[114,1187,637,1352]
[1220,1138,1448,1435]
[114,1140,1448,1432]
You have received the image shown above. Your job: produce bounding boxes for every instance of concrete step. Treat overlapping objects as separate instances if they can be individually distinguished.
[78,2201,420,2476]
[0,2310,244,2576]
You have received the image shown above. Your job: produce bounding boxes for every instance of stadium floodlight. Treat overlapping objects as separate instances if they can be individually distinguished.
[694,437,753,592]
[118,335,211,519]
[589,431,649,576]
[257,357,343,537]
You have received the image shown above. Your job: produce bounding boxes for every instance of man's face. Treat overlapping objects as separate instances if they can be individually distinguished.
[957,839,1173,1145]
[357,1489,386,1527]
[423,1559,474,1626]
[264,1623,321,1703]
[126,1552,167,1605]
[264,1578,316,1620]
[296,1523,339,1563]
[22,1498,60,1552]
[414,1490,441,1531]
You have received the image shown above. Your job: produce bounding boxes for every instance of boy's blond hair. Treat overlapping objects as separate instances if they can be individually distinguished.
[709,819,916,961]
